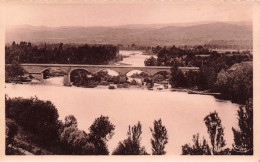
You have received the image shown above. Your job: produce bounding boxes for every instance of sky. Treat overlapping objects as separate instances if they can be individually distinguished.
[3,1,253,27]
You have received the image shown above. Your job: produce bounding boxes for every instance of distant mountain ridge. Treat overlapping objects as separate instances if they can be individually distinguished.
[6,21,252,48]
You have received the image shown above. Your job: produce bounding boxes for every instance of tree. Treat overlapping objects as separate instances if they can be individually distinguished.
[89,115,115,141]
[215,62,252,104]
[150,119,168,155]
[64,115,78,128]
[204,111,226,154]
[5,118,18,145]
[232,99,253,155]
[59,118,95,155]
[112,121,148,155]
[5,97,60,142]
[144,56,157,66]
[170,66,186,88]
[182,133,211,155]
[5,61,26,82]
[89,115,115,155]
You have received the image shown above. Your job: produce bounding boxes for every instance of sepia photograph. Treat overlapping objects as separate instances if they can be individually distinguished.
[2,1,255,158]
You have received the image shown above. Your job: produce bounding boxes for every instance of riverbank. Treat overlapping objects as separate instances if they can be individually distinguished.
[6,78,223,98]
[5,83,240,155]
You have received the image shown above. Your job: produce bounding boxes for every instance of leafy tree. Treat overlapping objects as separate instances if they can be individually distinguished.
[112,121,148,155]
[170,66,186,88]
[89,115,115,140]
[5,96,60,142]
[5,118,18,145]
[215,62,252,104]
[5,61,26,82]
[150,119,168,155]
[59,118,95,155]
[5,42,119,65]
[89,115,115,155]
[232,99,253,155]
[185,70,199,88]
[144,56,157,66]
[182,133,211,155]
[64,115,78,128]
[204,111,226,154]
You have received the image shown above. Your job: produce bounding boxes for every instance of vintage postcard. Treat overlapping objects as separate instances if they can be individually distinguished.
[0,0,259,161]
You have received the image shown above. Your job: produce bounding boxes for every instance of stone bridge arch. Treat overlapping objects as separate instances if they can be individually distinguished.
[18,64,199,86]
[95,68,120,76]
[68,68,94,84]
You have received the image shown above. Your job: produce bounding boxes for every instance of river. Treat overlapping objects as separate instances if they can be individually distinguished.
[118,50,156,67]
[5,50,239,155]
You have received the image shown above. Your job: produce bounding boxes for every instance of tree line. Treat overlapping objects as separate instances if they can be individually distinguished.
[169,61,252,104]
[6,96,252,155]
[5,96,168,155]
[144,45,252,104]
[145,45,251,67]
[6,41,119,65]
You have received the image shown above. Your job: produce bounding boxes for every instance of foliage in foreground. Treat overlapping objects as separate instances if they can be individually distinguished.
[182,134,211,155]
[5,96,116,155]
[89,115,116,155]
[182,100,253,155]
[6,96,60,142]
[150,119,168,155]
[112,121,148,155]
[232,99,253,155]
[204,111,226,154]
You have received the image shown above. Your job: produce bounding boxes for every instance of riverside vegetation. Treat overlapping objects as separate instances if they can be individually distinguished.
[5,42,253,155]
[6,96,252,155]
[5,96,168,155]
[145,45,252,104]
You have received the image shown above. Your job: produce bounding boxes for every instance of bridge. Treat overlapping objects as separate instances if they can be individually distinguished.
[16,64,199,86]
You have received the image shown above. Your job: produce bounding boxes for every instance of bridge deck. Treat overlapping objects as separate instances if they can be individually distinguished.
[18,63,172,69]
[17,64,199,70]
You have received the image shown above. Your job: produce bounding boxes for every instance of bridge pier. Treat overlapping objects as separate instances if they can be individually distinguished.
[63,74,71,86]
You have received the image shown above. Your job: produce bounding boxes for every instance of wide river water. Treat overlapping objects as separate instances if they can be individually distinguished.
[5,50,239,155]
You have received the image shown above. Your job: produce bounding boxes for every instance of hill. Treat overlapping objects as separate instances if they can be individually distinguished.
[6,21,252,48]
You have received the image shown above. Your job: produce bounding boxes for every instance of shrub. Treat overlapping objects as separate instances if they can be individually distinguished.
[5,96,60,142]
[6,118,18,144]
[182,134,211,155]
[59,123,95,155]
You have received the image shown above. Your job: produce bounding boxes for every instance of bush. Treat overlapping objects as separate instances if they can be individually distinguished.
[59,115,115,155]
[59,123,95,155]
[6,118,18,144]
[6,96,60,142]
[182,134,211,155]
